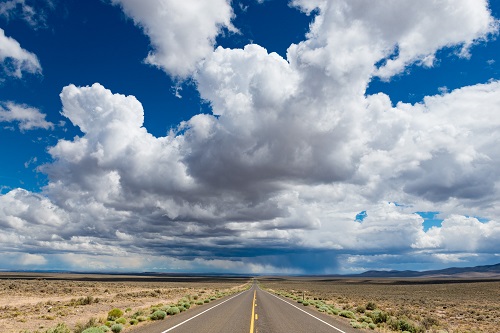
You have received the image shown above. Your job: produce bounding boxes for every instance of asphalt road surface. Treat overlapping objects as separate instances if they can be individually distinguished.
[129,283,365,333]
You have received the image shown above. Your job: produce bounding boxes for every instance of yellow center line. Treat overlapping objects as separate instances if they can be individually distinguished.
[249,289,256,333]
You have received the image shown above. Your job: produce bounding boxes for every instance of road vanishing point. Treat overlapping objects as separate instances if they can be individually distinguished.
[129,282,364,333]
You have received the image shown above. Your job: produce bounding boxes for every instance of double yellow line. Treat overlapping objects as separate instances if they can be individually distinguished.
[249,290,257,333]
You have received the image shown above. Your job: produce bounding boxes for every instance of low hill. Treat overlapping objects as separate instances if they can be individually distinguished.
[357,262,500,278]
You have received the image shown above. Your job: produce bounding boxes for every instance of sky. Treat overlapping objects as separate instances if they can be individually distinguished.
[0,0,500,275]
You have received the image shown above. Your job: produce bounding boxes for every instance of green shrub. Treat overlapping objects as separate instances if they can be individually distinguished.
[389,318,422,333]
[105,321,114,327]
[137,316,148,322]
[74,318,99,333]
[330,307,340,315]
[45,323,71,333]
[302,301,309,306]
[358,316,373,324]
[150,310,167,320]
[178,305,186,312]
[350,321,363,329]
[81,328,103,333]
[132,310,145,319]
[110,324,123,333]
[339,311,356,319]
[70,296,98,306]
[129,319,138,325]
[183,303,191,309]
[99,326,110,332]
[195,301,203,305]
[107,308,123,321]
[115,317,126,324]
[421,316,440,329]
[356,305,366,313]
[82,327,104,333]
[366,302,377,310]
[297,299,303,303]
[203,299,210,303]
[210,296,216,300]
[368,323,376,330]
[369,310,388,324]
[166,307,180,315]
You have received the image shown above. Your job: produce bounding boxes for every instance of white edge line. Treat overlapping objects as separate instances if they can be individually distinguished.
[262,289,347,333]
[161,289,250,333]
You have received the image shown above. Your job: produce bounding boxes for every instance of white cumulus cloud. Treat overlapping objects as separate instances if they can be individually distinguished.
[111,0,236,78]
[415,216,500,252]
[290,0,498,80]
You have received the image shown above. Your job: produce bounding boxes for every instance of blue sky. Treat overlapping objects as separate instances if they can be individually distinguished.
[1,0,500,274]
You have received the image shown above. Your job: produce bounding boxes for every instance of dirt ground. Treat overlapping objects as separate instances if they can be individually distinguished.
[0,273,250,333]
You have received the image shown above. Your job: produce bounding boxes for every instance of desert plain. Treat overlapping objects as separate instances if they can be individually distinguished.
[0,273,499,333]
[260,277,500,333]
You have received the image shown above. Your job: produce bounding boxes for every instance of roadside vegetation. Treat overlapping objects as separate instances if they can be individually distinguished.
[260,278,500,333]
[18,289,248,333]
[0,273,250,333]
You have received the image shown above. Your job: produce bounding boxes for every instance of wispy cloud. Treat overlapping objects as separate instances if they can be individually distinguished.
[0,28,41,78]
[0,102,53,131]
[0,0,54,28]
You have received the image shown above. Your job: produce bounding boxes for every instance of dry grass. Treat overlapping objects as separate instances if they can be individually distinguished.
[0,273,250,333]
[259,277,500,333]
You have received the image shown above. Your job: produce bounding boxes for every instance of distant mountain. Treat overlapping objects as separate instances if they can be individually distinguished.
[357,262,500,278]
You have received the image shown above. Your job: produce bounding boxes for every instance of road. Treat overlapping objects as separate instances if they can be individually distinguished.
[129,283,365,333]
